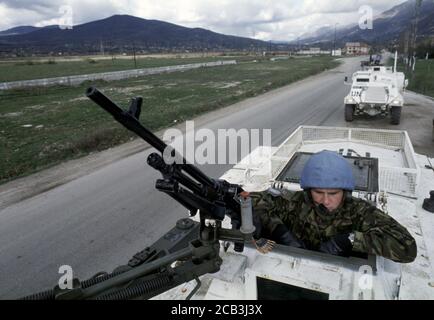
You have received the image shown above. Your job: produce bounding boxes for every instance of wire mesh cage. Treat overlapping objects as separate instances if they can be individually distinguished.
[270,126,419,198]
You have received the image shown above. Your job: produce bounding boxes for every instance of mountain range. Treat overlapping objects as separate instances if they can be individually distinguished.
[0,15,274,56]
[298,0,434,46]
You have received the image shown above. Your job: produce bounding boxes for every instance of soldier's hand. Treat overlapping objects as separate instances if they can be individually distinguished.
[272,224,306,248]
[319,233,354,257]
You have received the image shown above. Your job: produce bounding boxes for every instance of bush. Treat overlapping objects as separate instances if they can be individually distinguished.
[15,60,35,66]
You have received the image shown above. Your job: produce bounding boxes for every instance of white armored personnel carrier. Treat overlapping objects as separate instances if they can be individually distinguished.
[24,90,433,301]
[344,59,408,125]
[156,126,434,300]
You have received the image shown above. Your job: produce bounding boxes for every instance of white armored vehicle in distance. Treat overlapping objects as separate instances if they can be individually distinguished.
[344,55,408,125]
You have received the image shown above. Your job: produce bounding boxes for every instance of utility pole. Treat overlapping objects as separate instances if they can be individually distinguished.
[332,23,339,56]
[408,0,422,72]
[99,39,105,56]
[132,41,137,69]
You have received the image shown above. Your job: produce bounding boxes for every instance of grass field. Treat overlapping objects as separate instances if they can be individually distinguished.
[0,56,340,183]
[397,59,434,98]
[0,55,244,82]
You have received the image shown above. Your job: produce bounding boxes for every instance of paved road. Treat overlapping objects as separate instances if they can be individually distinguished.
[1,56,428,299]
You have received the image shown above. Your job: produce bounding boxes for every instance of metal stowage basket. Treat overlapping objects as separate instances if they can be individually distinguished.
[270,126,419,198]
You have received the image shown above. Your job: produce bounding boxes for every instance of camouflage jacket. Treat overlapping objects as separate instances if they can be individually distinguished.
[250,189,417,263]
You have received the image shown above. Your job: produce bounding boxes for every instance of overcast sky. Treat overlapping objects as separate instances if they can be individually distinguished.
[0,0,406,41]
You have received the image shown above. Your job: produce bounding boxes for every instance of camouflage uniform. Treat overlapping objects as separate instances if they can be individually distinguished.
[251,188,417,263]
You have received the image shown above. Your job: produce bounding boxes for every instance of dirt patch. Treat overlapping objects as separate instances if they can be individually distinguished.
[219,81,242,89]
[68,96,89,103]
[113,85,155,94]
[1,112,23,117]
[170,95,198,103]
[204,81,242,89]
[25,105,45,110]
[163,83,178,88]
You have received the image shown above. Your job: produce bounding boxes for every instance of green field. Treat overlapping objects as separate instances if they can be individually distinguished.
[0,56,243,82]
[397,59,434,98]
[0,56,340,184]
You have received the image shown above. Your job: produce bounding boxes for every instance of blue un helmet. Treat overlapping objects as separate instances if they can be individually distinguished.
[300,150,355,191]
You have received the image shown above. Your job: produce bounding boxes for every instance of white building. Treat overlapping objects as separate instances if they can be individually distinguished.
[297,47,331,55]
[332,49,342,56]
[345,42,370,55]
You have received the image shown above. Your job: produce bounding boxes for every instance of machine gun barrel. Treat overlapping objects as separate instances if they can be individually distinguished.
[85,87,215,189]
[80,247,193,299]
[86,87,244,233]
[86,86,166,152]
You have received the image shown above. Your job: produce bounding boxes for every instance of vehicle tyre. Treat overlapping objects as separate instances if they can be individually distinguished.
[390,106,401,125]
[345,104,354,122]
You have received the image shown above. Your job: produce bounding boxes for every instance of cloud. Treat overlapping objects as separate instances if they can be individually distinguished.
[0,0,406,40]
[1,0,54,11]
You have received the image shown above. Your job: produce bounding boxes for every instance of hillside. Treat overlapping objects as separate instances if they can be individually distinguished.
[0,15,275,56]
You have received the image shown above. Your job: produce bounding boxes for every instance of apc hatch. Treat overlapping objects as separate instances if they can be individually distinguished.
[257,277,329,300]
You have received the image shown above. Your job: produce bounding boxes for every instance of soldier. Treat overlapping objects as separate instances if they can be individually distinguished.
[251,150,417,263]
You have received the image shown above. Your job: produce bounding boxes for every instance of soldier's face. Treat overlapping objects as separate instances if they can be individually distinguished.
[310,189,344,212]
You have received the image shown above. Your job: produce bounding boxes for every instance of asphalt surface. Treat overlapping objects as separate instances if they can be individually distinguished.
[0,56,433,299]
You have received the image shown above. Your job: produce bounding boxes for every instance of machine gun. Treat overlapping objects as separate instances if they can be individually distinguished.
[21,87,257,300]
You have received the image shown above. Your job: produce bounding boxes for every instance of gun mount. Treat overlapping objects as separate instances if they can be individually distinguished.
[20,87,256,300]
